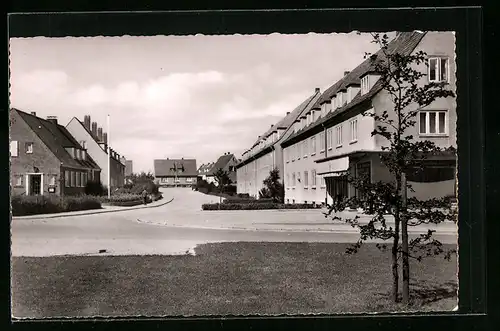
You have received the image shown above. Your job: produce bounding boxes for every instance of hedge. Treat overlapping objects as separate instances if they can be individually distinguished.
[222,197,272,204]
[11,195,102,216]
[202,203,322,210]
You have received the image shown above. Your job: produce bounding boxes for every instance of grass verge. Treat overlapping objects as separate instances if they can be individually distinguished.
[11,242,457,318]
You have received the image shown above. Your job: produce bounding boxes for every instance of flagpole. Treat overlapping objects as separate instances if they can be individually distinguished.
[107,114,111,199]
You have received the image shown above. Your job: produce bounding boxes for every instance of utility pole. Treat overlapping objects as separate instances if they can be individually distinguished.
[107,114,111,199]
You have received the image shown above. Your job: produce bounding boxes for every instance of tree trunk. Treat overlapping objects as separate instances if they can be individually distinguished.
[401,172,410,304]
[392,213,400,302]
[392,175,402,303]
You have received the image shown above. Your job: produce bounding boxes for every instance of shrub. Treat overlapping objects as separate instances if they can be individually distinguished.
[85,180,104,196]
[62,195,101,212]
[201,203,322,210]
[11,194,102,216]
[222,197,273,204]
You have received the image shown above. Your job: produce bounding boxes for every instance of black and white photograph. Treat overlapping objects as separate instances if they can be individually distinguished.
[9,24,459,318]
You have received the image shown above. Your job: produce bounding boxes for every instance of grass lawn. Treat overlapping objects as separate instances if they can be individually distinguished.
[11,242,457,318]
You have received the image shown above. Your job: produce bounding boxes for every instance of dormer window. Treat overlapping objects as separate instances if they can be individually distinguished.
[331,96,337,110]
[361,75,370,95]
[347,85,360,103]
[337,91,345,107]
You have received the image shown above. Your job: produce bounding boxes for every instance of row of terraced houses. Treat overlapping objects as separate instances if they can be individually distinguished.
[236,31,457,205]
[10,109,129,196]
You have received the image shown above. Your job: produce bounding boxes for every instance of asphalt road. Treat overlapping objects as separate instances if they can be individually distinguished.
[11,188,458,257]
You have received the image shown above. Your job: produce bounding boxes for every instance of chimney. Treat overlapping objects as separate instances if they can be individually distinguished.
[103,132,108,144]
[286,112,290,115]
[46,116,58,125]
[91,122,98,137]
[97,127,103,141]
[84,115,91,130]
[315,87,320,93]
[30,111,36,116]
[271,124,274,128]
[344,71,350,76]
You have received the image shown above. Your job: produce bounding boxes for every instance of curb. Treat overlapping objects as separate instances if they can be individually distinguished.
[12,197,175,220]
[135,219,458,235]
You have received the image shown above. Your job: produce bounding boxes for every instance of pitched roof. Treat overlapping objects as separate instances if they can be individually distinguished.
[240,89,322,161]
[154,159,198,177]
[206,153,237,176]
[13,109,100,170]
[70,117,124,164]
[282,31,427,146]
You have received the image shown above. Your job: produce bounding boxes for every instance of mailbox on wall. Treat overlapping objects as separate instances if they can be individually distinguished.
[48,186,56,193]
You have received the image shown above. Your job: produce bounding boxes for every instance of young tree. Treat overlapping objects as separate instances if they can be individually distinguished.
[325,33,457,305]
[259,168,285,203]
[213,168,233,193]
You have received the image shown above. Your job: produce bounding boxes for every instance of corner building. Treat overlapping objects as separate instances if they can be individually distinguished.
[281,31,457,205]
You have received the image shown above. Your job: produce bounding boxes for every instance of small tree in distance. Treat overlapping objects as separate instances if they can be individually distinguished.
[259,168,285,203]
[214,168,233,195]
[325,32,457,305]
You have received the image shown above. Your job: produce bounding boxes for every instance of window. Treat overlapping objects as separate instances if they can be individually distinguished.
[337,92,344,107]
[186,178,193,182]
[76,171,81,187]
[319,132,325,152]
[327,129,333,149]
[25,142,33,154]
[336,125,343,147]
[297,172,301,186]
[297,143,302,160]
[320,176,326,188]
[303,141,308,157]
[10,141,18,157]
[350,119,358,142]
[14,175,22,186]
[419,111,447,135]
[331,97,336,110]
[49,175,56,186]
[80,173,85,187]
[304,171,309,188]
[406,166,455,183]
[286,174,290,188]
[292,173,296,187]
[311,137,316,155]
[65,171,70,187]
[83,173,87,187]
[428,57,449,82]
[361,75,370,95]
[311,170,317,187]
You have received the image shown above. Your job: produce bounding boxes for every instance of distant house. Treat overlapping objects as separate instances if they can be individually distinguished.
[66,115,126,188]
[205,152,239,186]
[154,158,198,187]
[10,109,101,196]
[197,162,215,181]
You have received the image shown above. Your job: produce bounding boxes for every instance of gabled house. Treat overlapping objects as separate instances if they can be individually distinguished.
[154,158,198,187]
[280,31,456,205]
[197,162,215,181]
[205,153,239,186]
[66,115,126,188]
[10,109,101,196]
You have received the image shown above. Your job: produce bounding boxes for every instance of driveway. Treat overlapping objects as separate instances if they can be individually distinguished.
[11,188,458,257]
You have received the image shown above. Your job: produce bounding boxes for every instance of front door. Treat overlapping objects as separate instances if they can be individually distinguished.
[28,174,42,195]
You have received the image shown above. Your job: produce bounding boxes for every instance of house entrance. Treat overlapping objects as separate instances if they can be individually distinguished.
[28,174,42,195]
[325,175,348,204]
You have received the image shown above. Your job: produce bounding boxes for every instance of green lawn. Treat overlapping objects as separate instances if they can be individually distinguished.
[11,242,457,318]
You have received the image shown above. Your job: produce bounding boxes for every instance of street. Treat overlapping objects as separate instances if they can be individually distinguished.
[11,188,458,257]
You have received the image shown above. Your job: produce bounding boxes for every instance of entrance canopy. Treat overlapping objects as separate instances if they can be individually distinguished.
[317,156,349,178]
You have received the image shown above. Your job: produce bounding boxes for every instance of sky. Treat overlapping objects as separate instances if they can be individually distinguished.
[9,32,389,173]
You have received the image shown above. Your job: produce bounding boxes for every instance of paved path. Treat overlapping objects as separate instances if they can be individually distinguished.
[11,188,458,257]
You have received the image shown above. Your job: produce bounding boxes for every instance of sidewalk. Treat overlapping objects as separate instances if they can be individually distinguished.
[137,209,458,235]
[11,196,174,220]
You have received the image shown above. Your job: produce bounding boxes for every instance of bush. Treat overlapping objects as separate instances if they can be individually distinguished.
[11,195,102,216]
[222,197,273,204]
[201,203,322,210]
[85,180,104,196]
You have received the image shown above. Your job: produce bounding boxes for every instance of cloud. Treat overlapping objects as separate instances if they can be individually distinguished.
[9,32,384,172]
